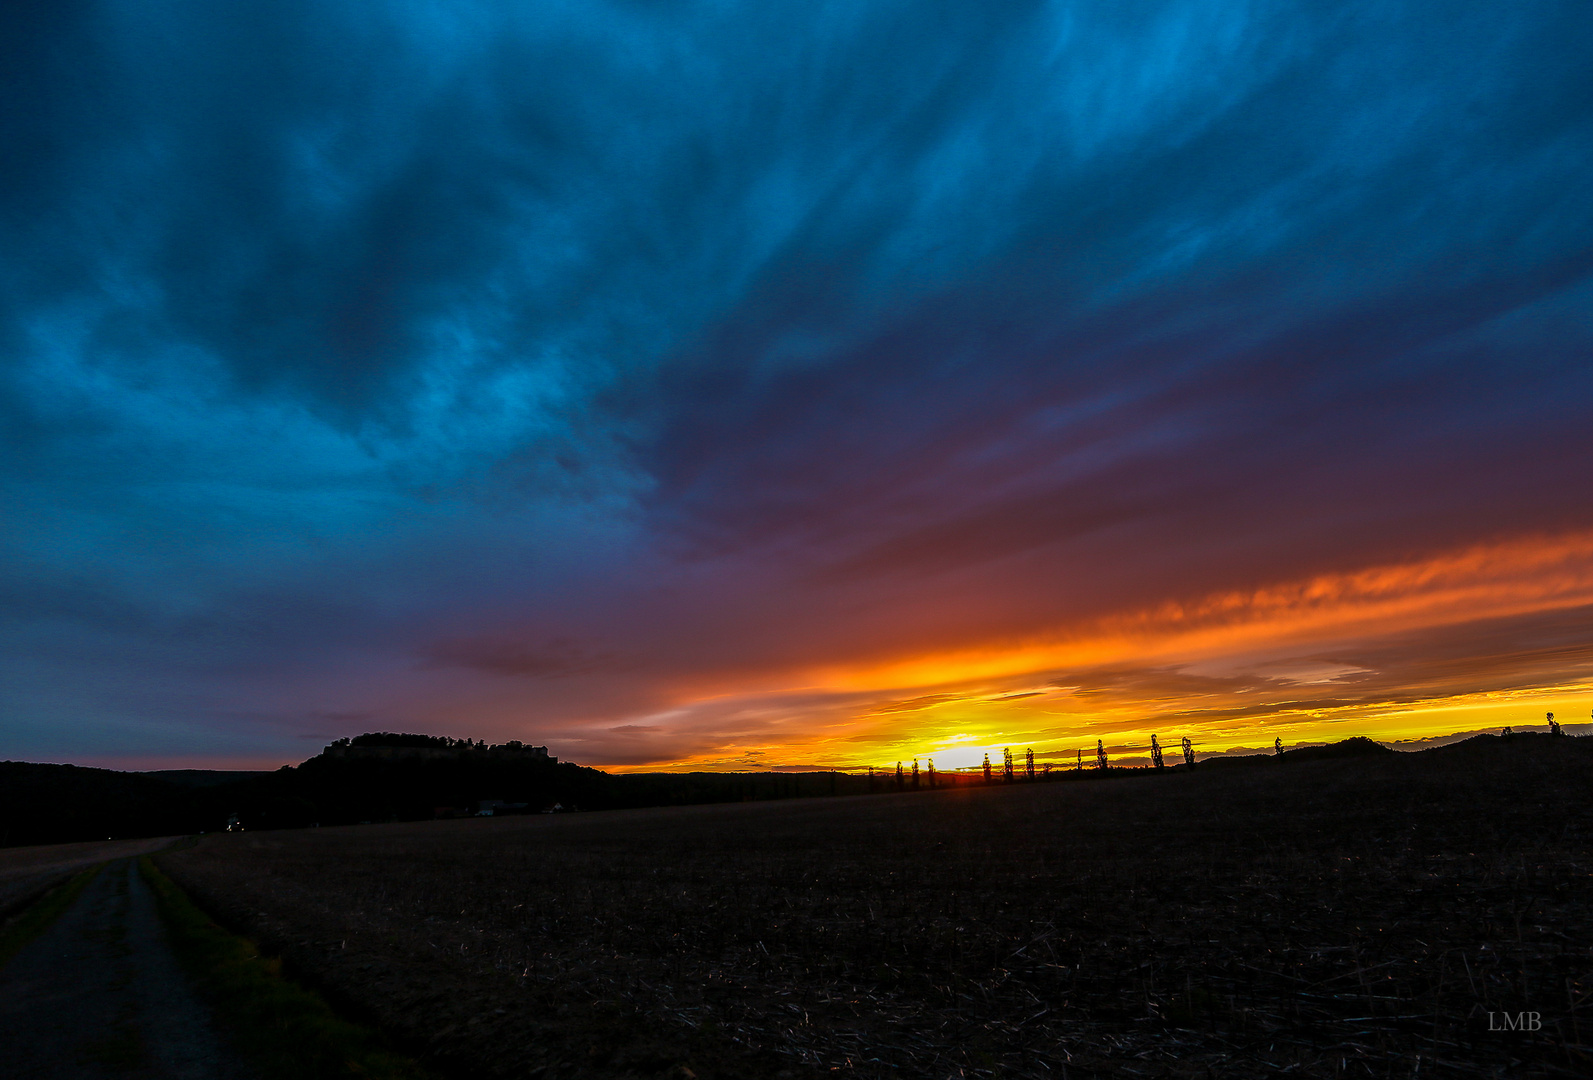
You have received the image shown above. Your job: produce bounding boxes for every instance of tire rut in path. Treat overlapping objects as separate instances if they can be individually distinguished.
[0,859,259,1080]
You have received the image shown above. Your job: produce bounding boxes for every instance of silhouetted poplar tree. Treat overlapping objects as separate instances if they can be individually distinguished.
[1002,747,1014,783]
[1096,739,1108,770]
[1025,748,1035,779]
[982,753,992,783]
[1182,736,1195,768]
[911,758,919,789]
[1150,734,1164,769]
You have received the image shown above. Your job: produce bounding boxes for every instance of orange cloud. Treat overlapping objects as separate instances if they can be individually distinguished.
[611,530,1593,771]
[810,529,1593,692]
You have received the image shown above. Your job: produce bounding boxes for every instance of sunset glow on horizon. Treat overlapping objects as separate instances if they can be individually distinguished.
[599,530,1593,772]
[5,2,1592,773]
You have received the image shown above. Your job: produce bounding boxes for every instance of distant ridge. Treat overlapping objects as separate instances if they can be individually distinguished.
[1422,730,1563,755]
[1282,736,1393,761]
[4,732,1585,849]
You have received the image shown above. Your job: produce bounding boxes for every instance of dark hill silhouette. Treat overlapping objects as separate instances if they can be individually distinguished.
[0,762,208,847]
[1194,735,1393,769]
[143,770,271,787]
[1,735,876,846]
[1282,735,1393,761]
[1419,729,1562,758]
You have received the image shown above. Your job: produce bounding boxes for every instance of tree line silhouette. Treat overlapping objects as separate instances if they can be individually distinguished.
[867,731,1202,791]
[2,716,1578,846]
[861,712,1581,792]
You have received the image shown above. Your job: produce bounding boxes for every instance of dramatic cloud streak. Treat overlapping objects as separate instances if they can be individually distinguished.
[2,1,1591,768]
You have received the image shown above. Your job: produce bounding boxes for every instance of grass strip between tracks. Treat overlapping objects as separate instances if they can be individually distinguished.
[0,864,102,972]
[139,856,432,1080]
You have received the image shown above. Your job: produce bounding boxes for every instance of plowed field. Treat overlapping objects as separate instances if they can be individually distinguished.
[159,737,1593,1079]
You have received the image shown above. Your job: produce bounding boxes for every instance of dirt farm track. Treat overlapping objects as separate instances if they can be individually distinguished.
[158,736,1592,1080]
[0,836,176,922]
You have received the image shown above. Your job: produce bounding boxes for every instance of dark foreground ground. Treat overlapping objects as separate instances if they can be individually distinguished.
[0,860,258,1079]
[159,736,1593,1079]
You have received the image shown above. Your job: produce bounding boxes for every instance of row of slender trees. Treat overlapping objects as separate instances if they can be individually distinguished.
[868,734,1203,791]
[871,709,1581,791]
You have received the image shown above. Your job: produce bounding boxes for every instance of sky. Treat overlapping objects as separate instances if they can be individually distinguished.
[3,0,1593,772]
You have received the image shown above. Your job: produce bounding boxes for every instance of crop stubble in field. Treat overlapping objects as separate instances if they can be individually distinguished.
[160,738,1593,1079]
